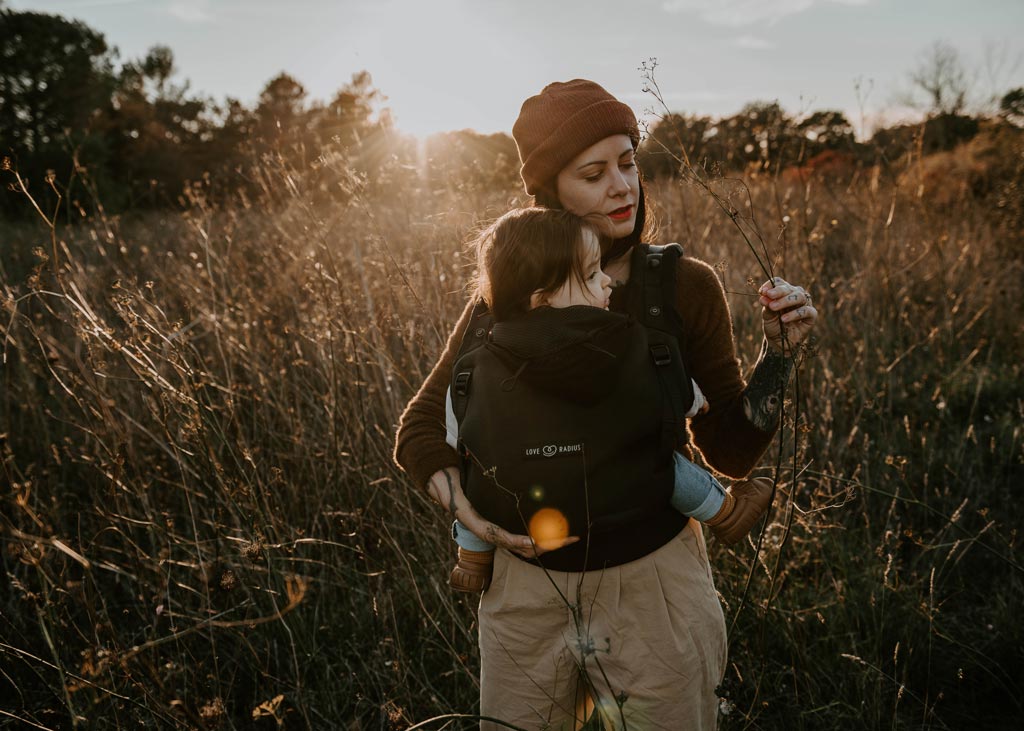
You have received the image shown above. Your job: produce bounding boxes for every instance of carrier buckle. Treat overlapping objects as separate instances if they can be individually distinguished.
[650,344,672,367]
[454,371,472,396]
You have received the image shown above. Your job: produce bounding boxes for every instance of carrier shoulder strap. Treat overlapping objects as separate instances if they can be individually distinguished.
[635,243,684,337]
[633,243,694,455]
[450,298,493,428]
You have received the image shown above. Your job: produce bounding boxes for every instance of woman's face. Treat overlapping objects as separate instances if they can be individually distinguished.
[555,134,639,242]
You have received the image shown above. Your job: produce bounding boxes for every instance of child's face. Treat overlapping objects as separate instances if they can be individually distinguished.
[542,229,613,310]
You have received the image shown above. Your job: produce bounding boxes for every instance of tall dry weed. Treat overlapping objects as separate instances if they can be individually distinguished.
[1,135,1022,729]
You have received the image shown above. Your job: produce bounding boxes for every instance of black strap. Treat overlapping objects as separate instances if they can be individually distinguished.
[451,298,493,426]
[637,243,692,456]
[643,244,668,328]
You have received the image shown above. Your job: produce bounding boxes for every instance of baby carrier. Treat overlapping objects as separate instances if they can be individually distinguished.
[450,244,696,571]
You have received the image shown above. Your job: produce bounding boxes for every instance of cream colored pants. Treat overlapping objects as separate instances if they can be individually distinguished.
[478,520,727,730]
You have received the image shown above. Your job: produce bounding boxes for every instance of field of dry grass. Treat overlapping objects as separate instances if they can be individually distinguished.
[2,138,1022,729]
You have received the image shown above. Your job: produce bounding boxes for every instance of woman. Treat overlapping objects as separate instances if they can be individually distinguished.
[393,79,819,729]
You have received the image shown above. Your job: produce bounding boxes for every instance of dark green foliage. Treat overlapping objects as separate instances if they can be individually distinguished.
[870,114,981,163]
[639,105,865,181]
[0,9,398,221]
[0,10,115,151]
[0,9,117,216]
[797,110,856,150]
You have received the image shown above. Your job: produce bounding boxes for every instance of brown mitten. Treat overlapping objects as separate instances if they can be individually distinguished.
[705,477,774,545]
[448,548,494,593]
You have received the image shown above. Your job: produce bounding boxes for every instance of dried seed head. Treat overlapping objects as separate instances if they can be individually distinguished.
[219,569,238,592]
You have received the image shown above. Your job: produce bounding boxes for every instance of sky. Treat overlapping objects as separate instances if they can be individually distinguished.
[9,0,1024,139]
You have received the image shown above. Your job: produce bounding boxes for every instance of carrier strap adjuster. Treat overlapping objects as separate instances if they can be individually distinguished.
[454,371,472,396]
[650,343,672,367]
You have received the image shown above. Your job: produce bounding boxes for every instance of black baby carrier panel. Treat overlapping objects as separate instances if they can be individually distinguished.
[451,244,694,571]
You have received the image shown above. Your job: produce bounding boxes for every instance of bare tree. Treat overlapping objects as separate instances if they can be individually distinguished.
[980,39,1023,114]
[908,40,973,116]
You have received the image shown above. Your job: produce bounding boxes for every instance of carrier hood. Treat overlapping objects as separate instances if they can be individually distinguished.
[486,306,636,404]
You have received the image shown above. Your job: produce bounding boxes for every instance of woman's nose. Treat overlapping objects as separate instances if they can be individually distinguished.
[608,169,630,196]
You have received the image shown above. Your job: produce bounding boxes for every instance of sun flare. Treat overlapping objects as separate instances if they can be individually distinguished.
[528,508,570,551]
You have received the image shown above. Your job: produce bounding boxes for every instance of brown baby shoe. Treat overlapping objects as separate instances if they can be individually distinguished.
[448,548,494,593]
[705,477,774,545]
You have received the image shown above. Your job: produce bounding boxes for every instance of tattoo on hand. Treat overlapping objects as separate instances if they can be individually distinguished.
[743,343,794,432]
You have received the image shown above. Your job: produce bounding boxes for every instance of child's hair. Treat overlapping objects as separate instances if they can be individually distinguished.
[473,207,601,321]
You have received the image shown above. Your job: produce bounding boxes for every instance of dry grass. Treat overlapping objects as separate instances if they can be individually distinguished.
[1,142,1022,729]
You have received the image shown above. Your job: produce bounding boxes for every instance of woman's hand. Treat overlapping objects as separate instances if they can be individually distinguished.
[758,277,819,352]
[426,468,579,559]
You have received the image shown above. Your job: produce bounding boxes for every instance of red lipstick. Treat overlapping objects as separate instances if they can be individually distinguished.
[608,205,633,221]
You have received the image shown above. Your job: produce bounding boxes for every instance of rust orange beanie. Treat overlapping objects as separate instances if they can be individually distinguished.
[512,79,640,196]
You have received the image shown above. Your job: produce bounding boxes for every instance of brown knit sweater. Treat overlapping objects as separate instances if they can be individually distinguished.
[393,255,776,492]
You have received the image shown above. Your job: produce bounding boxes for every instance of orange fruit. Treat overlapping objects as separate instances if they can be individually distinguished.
[529,508,570,551]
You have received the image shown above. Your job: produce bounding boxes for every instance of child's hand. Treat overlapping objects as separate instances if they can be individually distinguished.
[427,468,578,559]
[687,379,709,418]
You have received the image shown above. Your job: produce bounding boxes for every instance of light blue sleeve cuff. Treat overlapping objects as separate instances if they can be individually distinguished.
[670,451,726,522]
[452,520,494,553]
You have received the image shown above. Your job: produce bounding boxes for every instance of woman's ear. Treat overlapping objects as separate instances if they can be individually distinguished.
[529,291,548,310]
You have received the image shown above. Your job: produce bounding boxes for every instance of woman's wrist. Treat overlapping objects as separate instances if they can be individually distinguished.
[741,339,795,433]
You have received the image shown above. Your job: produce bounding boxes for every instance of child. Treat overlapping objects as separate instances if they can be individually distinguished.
[446,208,773,593]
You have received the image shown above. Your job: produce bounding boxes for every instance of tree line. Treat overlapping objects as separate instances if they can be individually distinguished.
[2,7,1022,219]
